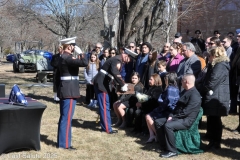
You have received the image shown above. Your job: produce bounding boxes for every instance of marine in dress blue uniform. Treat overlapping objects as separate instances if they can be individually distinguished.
[93,50,135,134]
[56,37,87,149]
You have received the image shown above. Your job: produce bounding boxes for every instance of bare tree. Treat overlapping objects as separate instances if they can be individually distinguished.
[27,0,99,38]
[179,0,240,39]
[0,0,9,7]
[164,0,204,42]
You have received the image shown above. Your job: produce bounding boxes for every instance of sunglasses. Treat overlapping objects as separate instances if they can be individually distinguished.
[208,42,214,45]
[95,46,101,49]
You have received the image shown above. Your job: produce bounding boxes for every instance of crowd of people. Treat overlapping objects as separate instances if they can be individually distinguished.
[51,29,240,158]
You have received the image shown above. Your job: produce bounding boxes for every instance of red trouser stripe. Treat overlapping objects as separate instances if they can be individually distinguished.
[66,99,73,148]
[103,93,109,133]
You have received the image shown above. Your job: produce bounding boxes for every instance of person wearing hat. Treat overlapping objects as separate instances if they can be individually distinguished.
[190,30,205,52]
[56,37,88,149]
[173,32,183,44]
[213,30,221,38]
[135,42,153,81]
[93,48,135,134]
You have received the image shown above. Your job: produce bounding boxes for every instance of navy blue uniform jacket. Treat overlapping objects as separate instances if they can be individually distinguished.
[57,52,88,98]
[94,55,125,93]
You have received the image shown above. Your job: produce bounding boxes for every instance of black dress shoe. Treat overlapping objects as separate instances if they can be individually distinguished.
[109,130,118,134]
[214,143,221,149]
[205,141,221,151]
[204,141,215,151]
[57,146,77,150]
[160,151,178,158]
[67,146,77,150]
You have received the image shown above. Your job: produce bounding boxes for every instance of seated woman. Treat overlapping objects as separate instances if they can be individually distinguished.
[145,72,180,143]
[113,72,144,128]
[132,73,163,133]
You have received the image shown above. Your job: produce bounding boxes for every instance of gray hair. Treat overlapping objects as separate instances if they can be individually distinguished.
[183,42,196,52]
[183,74,195,85]
[96,42,102,47]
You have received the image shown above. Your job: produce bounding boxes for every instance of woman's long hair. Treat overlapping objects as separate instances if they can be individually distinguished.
[131,72,144,88]
[86,51,100,71]
[149,50,158,67]
[151,73,162,86]
[165,72,178,88]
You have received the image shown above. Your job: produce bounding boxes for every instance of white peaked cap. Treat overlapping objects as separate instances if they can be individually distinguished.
[60,37,77,44]
[124,48,138,58]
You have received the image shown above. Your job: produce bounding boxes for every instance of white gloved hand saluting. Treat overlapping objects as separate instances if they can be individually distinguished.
[121,84,128,92]
[208,90,213,95]
[74,46,83,54]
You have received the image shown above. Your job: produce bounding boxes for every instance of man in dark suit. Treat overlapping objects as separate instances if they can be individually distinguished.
[157,74,201,158]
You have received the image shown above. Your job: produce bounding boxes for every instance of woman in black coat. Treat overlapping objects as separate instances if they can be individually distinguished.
[141,50,159,91]
[202,46,230,149]
[132,73,163,133]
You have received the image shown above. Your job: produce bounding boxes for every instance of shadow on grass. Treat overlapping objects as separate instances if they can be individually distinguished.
[217,138,240,160]
[222,124,238,132]
[0,76,37,84]
[40,134,57,147]
[27,93,54,102]
[72,119,102,132]
[120,127,161,152]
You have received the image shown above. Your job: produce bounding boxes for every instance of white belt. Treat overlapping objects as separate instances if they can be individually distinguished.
[61,76,79,80]
[100,69,114,79]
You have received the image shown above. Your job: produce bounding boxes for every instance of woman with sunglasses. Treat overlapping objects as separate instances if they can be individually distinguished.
[109,48,118,57]
[208,37,222,48]
[158,43,171,61]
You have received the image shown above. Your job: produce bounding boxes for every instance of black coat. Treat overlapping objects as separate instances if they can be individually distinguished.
[94,55,125,93]
[141,60,159,90]
[230,47,240,99]
[57,52,88,98]
[202,56,230,116]
[50,53,61,92]
[141,86,163,113]
[169,87,201,128]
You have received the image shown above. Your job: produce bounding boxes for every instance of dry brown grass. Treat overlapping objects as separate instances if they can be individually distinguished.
[0,60,240,160]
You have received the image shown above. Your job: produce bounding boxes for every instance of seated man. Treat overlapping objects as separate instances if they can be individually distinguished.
[156,74,201,158]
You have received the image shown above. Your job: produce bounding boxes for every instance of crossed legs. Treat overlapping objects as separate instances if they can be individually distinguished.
[145,114,157,143]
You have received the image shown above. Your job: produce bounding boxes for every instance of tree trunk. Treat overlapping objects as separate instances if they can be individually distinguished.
[118,0,165,47]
